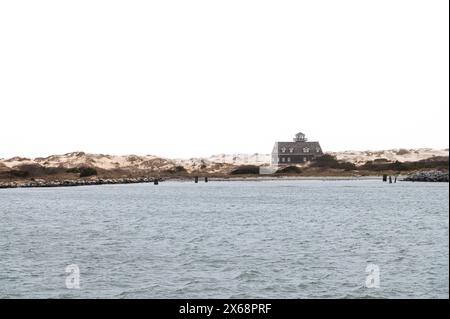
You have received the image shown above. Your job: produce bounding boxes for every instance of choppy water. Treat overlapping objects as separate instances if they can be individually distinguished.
[0,180,448,299]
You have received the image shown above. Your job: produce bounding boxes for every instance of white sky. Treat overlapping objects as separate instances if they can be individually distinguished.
[0,0,448,159]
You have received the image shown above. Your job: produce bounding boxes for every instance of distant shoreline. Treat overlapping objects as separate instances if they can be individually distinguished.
[200,175,385,181]
[1,148,447,189]
[0,174,417,189]
[2,169,449,189]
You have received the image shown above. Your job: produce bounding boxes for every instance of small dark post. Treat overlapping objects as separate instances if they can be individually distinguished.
[205,177,208,183]
[154,179,159,185]
[389,176,392,184]
[194,176,199,183]
[382,174,387,182]
[394,176,397,183]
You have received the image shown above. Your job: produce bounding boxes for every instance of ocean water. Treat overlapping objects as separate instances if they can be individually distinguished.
[0,180,448,299]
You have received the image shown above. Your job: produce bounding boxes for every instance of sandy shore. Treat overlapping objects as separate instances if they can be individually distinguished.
[0,175,409,189]
[206,175,389,182]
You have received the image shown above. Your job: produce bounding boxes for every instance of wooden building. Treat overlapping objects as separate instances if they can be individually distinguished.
[271,132,323,166]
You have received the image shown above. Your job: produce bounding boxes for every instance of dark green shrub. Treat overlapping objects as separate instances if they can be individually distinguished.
[373,158,390,163]
[310,155,357,170]
[13,164,65,176]
[310,154,339,167]
[175,166,187,173]
[340,162,359,171]
[164,166,187,174]
[230,165,260,175]
[360,157,449,172]
[9,170,29,178]
[276,166,302,174]
[79,167,97,177]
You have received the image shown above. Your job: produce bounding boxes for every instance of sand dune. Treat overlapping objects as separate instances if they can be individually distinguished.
[0,148,447,174]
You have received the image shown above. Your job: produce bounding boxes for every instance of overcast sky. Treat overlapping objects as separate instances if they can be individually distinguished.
[0,0,448,159]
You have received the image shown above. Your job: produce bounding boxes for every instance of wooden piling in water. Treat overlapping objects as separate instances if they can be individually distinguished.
[154,179,159,185]
[205,177,208,183]
[194,176,199,183]
[382,174,387,182]
[394,176,397,183]
[389,176,392,184]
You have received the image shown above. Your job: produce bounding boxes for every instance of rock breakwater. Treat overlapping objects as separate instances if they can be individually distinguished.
[403,171,449,182]
[0,177,162,189]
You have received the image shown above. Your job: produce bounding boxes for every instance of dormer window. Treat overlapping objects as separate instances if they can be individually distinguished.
[281,147,286,153]
[303,147,310,153]
[316,148,321,153]
[289,147,294,153]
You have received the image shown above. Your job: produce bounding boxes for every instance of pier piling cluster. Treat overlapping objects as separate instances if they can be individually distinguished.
[193,176,209,184]
[382,174,397,183]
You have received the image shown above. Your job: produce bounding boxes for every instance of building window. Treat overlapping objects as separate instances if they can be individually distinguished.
[281,157,285,162]
[303,147,310,153]
[287,157,291,162]
[281,147,286,153]
[304,157,308,162]
[316,148,321,153]
[289,147,294,153]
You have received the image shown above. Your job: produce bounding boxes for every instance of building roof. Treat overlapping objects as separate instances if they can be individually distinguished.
[273,141,323,155]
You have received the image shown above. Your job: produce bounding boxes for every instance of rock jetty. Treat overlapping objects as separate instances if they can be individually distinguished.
[403,171,449,182]
[0,177,162,189]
